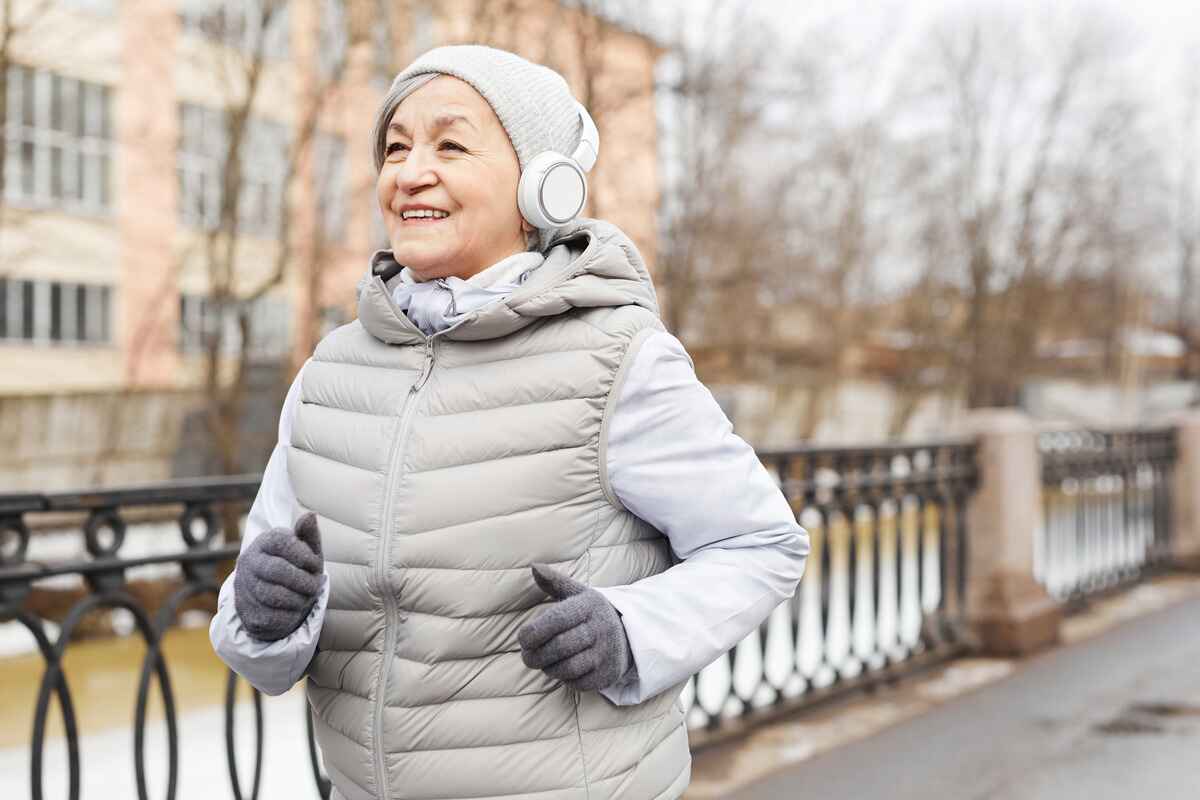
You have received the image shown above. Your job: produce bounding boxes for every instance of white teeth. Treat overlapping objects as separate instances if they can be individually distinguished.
[402,209,449,219]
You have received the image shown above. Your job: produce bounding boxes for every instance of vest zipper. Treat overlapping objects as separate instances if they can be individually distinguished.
[373,335,436,799]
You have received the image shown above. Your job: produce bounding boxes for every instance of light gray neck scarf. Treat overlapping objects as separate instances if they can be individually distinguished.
[390,251,545,336]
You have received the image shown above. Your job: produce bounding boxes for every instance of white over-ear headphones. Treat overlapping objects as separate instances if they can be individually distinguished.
[517,102,600,230]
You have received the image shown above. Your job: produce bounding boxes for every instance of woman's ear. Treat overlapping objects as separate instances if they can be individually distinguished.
[522,225,539,251]
[520,218,538,250]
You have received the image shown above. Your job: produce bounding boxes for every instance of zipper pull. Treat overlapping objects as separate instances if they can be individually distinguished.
[412,339,435,392]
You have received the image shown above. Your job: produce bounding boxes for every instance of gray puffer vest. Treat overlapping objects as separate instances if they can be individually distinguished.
[289,220,692,800]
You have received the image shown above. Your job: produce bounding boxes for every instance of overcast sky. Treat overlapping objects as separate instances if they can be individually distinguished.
[744,0,1198,99]
[649,0,1200,173]
[643,0,1199,296]
[656,1,1198,91]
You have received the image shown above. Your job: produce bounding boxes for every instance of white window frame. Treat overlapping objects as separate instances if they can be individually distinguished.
[177,103,288,237]
[4,65,113,214]
[240,117,288,236]
[0,279,111,345]
[178,292,289,360]
[179,0,290,61]
[177,103,224,230]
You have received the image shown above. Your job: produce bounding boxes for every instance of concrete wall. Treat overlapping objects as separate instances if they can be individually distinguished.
[0,362,286,493]
[0,388,199,493]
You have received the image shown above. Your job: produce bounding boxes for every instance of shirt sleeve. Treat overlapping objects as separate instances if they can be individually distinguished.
[209,359,331,697]
[594,331,810,706]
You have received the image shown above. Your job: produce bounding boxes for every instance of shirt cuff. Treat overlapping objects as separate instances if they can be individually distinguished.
[209,568,330,696]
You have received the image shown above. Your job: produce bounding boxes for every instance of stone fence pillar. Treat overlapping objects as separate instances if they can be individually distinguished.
[1171,411,1200,570]
[959,409,1062,655]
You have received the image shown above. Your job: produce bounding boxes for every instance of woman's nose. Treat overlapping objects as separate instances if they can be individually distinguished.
[395,147,437,195]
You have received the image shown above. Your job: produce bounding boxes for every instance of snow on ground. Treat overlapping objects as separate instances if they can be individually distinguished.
[0,684,323,800]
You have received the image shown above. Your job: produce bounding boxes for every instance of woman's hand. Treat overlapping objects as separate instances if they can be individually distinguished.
[233,512,324,642]
[517,564,635,692]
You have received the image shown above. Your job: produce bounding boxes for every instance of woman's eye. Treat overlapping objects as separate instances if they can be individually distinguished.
[439,141,466,152]
[385,142,408,156]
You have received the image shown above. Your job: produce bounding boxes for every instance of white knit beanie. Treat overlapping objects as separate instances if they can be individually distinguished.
[371,45,587,252]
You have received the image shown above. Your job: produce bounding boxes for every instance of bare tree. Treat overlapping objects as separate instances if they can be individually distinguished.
[899,7,1162,409]
[167,0,365,475]
[1174,48,1200,381]
[654,2,788,353]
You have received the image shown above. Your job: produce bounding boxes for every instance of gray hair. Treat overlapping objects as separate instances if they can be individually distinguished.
[370,72,438,172]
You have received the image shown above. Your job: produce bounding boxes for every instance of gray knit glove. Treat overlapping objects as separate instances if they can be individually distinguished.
[233,512,324,642]
[517,564,635,692]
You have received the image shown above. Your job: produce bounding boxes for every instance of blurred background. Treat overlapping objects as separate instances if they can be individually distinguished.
[1,1,1199,798]
[1,0,1197,494]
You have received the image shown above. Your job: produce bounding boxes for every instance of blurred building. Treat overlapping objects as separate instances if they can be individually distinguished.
[0,0,661,487]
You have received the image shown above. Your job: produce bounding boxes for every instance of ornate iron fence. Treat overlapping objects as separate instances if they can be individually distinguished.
[681,441,979,746]
[0,442,978,792]
[0,477,332,800]
[1037,428,1177,603]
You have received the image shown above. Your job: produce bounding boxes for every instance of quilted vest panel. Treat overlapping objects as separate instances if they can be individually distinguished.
[290,297,691,800]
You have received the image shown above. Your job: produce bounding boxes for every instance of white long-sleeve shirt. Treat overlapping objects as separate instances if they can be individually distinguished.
[210,251,809,704]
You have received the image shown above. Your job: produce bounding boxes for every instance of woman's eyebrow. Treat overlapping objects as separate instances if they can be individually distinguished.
[432,113,477,133]
[387,114,477,139]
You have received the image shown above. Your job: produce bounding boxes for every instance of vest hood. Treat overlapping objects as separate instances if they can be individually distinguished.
[355,218,659,346]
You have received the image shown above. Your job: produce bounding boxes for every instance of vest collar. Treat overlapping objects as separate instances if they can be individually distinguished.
[355,219,660,346]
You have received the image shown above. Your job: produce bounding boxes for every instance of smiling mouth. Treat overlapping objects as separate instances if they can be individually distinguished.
[400,209,450,224]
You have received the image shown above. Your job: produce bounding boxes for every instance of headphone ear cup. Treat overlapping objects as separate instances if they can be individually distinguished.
[518,151,587,230]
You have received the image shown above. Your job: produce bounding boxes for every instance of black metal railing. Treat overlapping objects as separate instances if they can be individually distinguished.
[1038,428,1177,603]
[680,441,979,745]
[1,444,980,789]
[0,477,332,800]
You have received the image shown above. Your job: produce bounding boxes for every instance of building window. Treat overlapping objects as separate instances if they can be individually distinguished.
[4,65,113,213]
[179,292,290,361]
[0,278,111,344]
[177,103,289,237]
[179,0,290,60]
[241,116,289,235]
[314,132,346,242]
[177,104,221,230]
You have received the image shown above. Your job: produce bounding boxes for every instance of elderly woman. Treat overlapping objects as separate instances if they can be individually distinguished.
[210,45,808,800]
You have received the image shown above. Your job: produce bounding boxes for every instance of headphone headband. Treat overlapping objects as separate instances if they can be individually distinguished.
[571,102,599,173]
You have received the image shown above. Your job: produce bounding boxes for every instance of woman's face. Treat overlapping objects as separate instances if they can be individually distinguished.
[378,76,532,281]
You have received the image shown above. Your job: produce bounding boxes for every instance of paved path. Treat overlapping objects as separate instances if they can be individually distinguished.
[731,594,1200,800]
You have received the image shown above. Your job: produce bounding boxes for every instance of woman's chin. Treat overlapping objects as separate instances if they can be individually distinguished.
[393,244,455,274]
